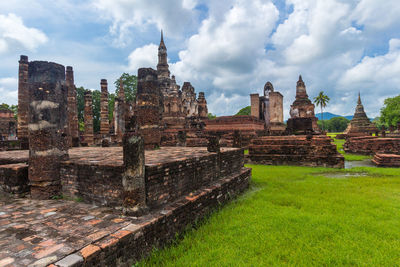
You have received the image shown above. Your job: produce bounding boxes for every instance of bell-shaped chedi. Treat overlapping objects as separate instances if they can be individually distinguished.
[344,92,378,135]
[287,75,320,134]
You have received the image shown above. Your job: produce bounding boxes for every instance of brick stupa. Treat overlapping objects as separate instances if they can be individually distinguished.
[343,92,377,135]
[286,75,320,134]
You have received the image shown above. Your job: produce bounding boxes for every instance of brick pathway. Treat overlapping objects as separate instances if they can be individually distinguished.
[0,195,130,266]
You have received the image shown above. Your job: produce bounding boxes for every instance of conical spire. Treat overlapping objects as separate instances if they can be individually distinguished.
[357,91,361,105]
[159,29,166,49]
[157,29,170,79]
[295,74,307,99]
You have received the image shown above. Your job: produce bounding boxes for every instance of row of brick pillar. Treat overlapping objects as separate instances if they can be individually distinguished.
[18,55,113,148]
[17,59,217,202]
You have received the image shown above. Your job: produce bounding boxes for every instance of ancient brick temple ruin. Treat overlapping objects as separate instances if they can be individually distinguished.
[248,76,344,168]
[0,109,16,141]
[66,66,80,147]
[343,136,400,155]
[17,55,29,149]
[286,75,320,134]
[27,61,69,199]
[342,92,378,137]
[250,81,285,134]
[0,48,250,265]
[83,90,94,146]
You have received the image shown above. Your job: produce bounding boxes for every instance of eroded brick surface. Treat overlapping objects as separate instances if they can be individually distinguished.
[248,135,344,168]
[344,136,400,155]
[372,153,400,167]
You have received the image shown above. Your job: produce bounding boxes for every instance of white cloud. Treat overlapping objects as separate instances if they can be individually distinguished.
[0,77,18,104]
[127,44,158,73]
[171,0,279,94]
[92,0,199,46]
[340,38,400,97]
[0,13,48,53]
[0,77,18,88]
[352,0,400,30]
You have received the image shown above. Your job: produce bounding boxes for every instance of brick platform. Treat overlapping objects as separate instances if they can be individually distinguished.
[204,116,265,147]
[343,136,400,155]
[0,146,250,266]
[372,153,400,167]
[0,168,250,266]
[248,135,344,168]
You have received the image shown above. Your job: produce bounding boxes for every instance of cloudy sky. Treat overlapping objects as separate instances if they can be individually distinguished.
[0,0,399,119]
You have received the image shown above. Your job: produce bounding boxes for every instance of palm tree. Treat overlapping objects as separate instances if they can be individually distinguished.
[313,91,330,131]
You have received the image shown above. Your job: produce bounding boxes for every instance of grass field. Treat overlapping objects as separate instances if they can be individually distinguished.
[139,165,400,266]
[327,132,372,161]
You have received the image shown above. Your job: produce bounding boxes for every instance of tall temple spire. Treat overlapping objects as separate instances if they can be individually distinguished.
[157,29,170,79]
[295,74,308,99]
[357,91,361,105]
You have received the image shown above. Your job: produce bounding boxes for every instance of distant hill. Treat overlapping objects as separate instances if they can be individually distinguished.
[234,108,368,121]
[316,112,353,120]
[236,106,251,116]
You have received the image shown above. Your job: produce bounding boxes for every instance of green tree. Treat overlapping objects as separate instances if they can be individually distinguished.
[313,91,330,131]
[317,117,350,132]
[207,113,217,120]
[114,73,137,103]
[108,93,115,122]
[76,86,86,130]
[0,103,17,120]
[373,117,384,129]
[92,90,101,133]
[379,95,400,128]
[0,103,10,110]
[328,117,349,132]
[236,106,251,116]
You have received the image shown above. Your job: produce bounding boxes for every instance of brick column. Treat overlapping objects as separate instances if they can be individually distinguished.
[100,79,109,137]
[122,134,147,215]
[250,93,260,119]
[66,66,79,147]
[17,55,29,149]
[83,91,94,146]
[233,130,242,148]
[28,61,68,199]
[207,135,220,153]
[197,92,208,118]
[136,68,161,149]
[114,79,125,142]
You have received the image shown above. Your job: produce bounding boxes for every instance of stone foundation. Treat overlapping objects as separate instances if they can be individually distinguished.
[343,136,400,155]
[372,153,400,167]
[248,135,344,168]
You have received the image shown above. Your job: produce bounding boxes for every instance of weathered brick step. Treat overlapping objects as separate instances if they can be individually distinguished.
[372,153,400,167]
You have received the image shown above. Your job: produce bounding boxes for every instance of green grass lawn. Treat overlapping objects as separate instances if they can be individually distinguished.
[139,165,400,266]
